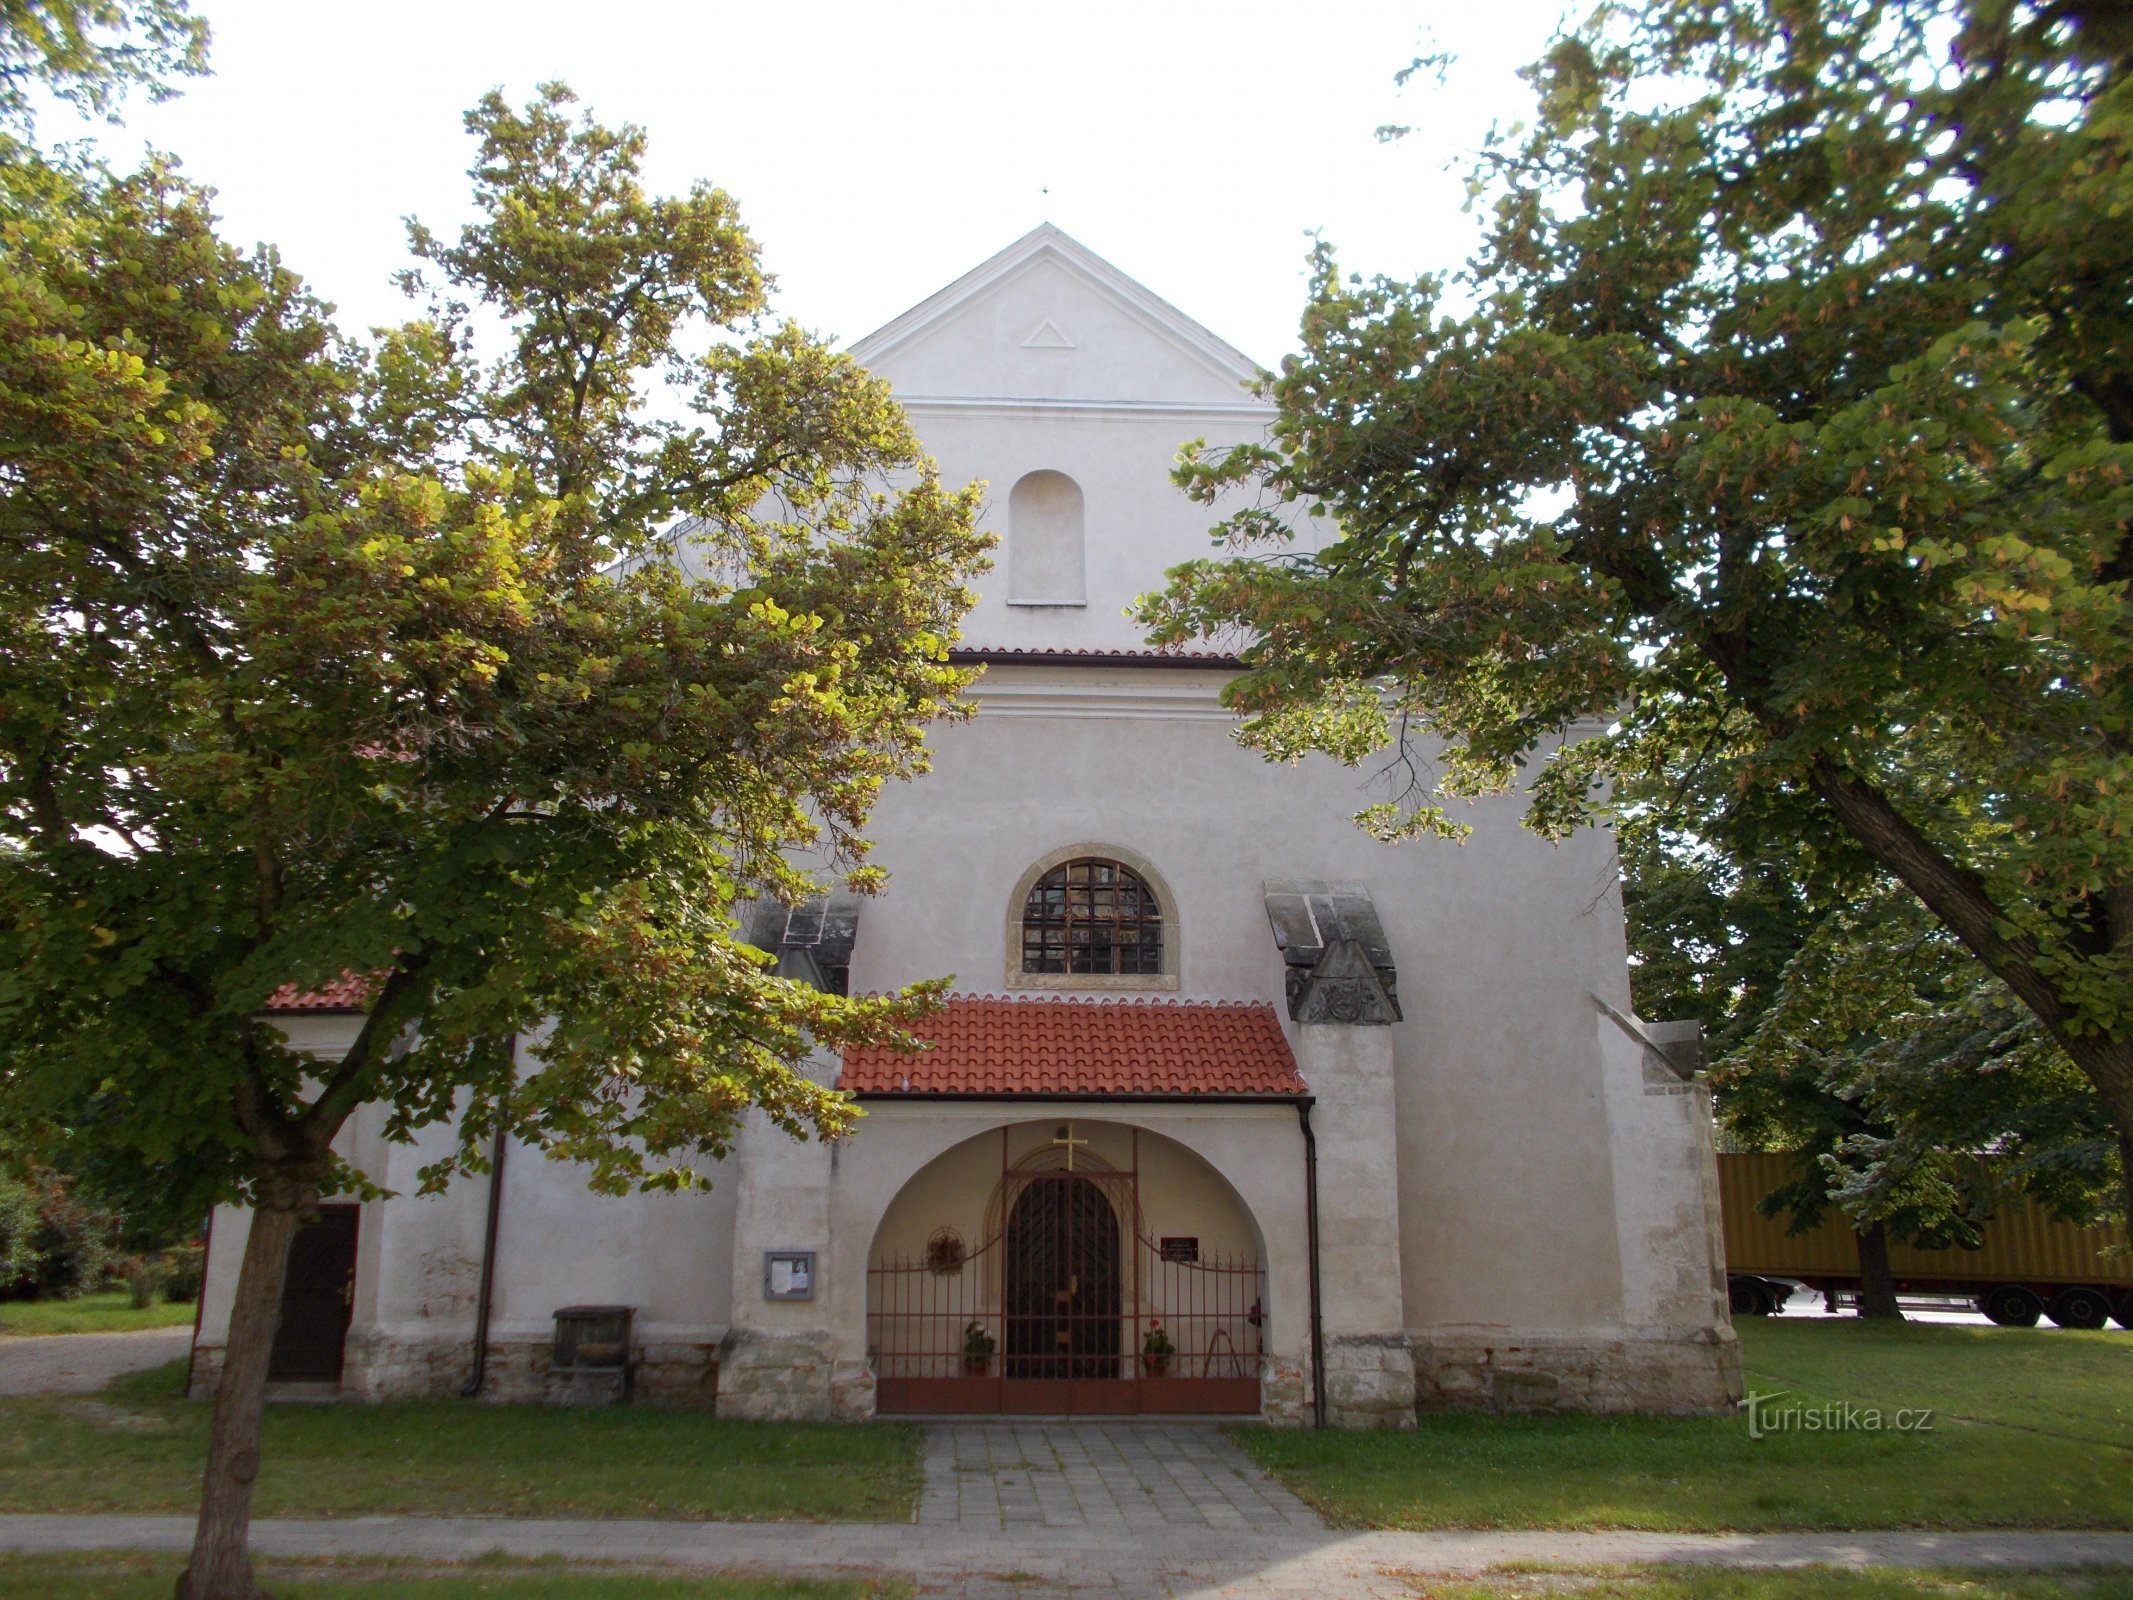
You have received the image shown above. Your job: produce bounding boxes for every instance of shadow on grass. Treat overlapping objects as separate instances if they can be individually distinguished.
[1,1360,922,1523]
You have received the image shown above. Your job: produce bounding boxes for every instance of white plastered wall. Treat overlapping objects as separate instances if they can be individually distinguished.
[194,1022,744,1397]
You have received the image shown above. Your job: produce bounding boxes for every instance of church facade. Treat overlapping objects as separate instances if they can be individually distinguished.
[191,227,1742,1426]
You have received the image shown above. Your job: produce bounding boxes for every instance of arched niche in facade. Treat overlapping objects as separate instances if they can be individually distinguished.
[1007,470,1086,605]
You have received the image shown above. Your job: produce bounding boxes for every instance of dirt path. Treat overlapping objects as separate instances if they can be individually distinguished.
[0,1328,190,1396]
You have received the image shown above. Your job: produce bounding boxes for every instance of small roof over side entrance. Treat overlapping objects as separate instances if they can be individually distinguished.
[840,995,1305,1099]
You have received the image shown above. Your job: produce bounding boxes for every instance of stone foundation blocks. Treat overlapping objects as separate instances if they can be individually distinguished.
[1322,1333,1417,1429]
[715,1329,860,1422]
[1259,1358,1308,1427]
[1410,1326,1741,1416]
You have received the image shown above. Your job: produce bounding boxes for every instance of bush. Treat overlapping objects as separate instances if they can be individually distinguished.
[0,1177,38,1294]
[158,1239,205,1304]
[0,1170,122,1301]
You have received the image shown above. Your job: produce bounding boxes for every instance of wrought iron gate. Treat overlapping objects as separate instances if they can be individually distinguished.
[869,1131,1264,1415]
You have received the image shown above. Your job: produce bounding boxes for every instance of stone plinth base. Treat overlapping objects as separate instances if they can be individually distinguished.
[1259,1358,1308,1427]
[186,1343,222,1401]
[1411,1325,1741,1415]
[716,1330,873,1422]
[179,1329,727,1408]
[1323,1334,1417,1429]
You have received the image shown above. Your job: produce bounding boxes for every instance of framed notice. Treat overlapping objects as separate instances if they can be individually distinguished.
[763,1249,816,1301]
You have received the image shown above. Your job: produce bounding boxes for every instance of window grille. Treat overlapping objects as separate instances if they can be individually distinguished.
[1020,858,1163,976]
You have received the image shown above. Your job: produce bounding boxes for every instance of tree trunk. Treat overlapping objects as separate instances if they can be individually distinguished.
[1854,1220,1904,1321]
[177,1199,304,1600]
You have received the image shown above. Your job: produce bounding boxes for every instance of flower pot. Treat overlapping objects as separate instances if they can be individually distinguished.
[1143,1354,1169,1379]
[964,1354,991,1377]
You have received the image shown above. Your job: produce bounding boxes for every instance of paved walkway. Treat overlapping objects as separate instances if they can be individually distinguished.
[6,1515,2133,1598]
[0,1328,190,1396]
[920,1422,1322,1531]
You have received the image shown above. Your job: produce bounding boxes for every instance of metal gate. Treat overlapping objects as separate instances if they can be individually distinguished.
[869,1130,1264,1415]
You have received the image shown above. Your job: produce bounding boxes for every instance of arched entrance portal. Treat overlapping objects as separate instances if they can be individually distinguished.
[1005,1172,1121,1380]
[867,1122,1264,1415]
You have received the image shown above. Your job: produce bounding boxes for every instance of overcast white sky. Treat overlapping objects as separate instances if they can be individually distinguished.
[61,0,1577,368]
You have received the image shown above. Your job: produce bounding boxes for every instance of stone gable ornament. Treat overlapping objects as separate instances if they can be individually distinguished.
[1290,939,1401,1026]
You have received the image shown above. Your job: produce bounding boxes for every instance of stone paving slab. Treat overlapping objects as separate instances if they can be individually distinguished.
[923,1421,1322,1532]
[4,1516,2132,1599]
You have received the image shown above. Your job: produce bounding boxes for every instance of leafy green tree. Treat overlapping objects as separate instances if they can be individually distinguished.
[0,68,986,1600]
[1720,883,2117,1316]
[1139,0,2133,1228]
[1622,766,2114,1317]
[0,0,204,131]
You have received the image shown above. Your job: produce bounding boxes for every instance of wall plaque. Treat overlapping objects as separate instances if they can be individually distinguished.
[763,1249,815,1301]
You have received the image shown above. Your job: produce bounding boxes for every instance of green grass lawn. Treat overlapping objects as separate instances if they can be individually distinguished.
[1234,1319,2133,1532]
[0,1360,922,1521]
[0,1292,198,1336]
[0,1555,908,1599]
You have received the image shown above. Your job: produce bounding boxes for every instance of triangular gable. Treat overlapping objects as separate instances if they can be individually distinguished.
[847,224,1265,409]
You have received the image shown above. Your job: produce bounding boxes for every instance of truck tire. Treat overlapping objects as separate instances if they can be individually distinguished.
[2046,1286,2113,1330]
[1981,1284,2043,1326]
[2114,1291,2133,1331]
[1728,1277,1774,1316]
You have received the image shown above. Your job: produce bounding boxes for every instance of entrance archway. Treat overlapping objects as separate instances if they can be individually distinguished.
[867,1121,1264,1415]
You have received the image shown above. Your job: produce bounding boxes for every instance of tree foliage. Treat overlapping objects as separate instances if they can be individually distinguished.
[1623,766,2117,1217]
[0,0,204,131]
[1138,0,2133,1224]
[0,43,986,1598]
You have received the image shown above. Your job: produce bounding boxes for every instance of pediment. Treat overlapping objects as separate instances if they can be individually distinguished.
[847,225,1264,410]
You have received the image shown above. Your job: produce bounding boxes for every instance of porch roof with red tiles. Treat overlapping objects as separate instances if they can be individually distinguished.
[263,972,379,1013]
[840,994,1306,1100]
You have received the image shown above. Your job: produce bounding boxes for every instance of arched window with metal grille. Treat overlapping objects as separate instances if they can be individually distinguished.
[1019,858,1164,977]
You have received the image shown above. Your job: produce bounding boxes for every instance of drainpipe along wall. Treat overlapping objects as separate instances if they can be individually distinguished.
[1298,1099,1325,1428]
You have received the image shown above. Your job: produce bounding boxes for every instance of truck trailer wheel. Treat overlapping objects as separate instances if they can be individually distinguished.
[1728,1277,1775,1316]
[2047,1287,2113,1330]
[1981,1285,2043,1326]
[2114,1291,2133,1331]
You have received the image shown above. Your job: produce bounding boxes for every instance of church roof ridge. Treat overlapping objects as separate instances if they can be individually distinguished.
[951,646,1243,669]
[845,223,1263,389]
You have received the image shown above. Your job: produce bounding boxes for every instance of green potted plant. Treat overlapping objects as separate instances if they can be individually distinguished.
[963,1320,995,1376]
[1142,1317,1174,1378]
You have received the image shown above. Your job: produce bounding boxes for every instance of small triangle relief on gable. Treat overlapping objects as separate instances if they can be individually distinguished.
[1021,318,1075,350]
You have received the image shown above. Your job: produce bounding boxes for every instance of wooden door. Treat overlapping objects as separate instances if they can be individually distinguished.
[268,1204,358,1383]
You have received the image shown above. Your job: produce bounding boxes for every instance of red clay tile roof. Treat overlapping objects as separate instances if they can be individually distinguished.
[841,995,1305,1098]
[264,972,380,1013]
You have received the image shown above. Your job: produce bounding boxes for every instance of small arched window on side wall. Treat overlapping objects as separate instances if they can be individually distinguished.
[1007,470,1085,605]
[1021,858,1162,977]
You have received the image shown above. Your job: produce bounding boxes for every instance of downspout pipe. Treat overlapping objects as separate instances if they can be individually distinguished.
[1298,1099,1326,1429]
[460,1036,514,1399]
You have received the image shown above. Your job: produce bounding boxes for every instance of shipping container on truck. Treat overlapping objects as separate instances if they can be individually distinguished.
[1719,1151,2133,1330]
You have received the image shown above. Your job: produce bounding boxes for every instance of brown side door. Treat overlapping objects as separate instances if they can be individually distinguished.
[268,1204,358,1383]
